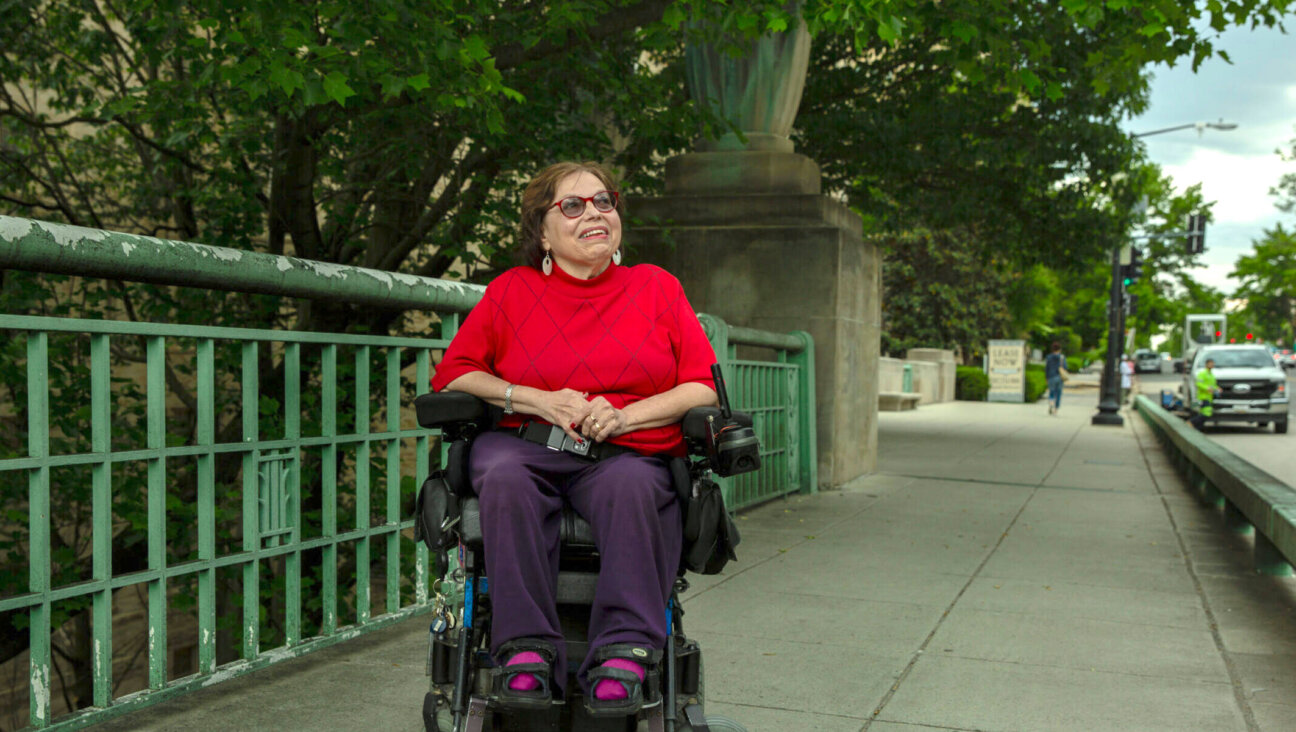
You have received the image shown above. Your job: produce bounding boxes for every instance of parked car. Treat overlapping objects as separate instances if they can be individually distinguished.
[1134,348,1161,374]
[1180,344,1289,433]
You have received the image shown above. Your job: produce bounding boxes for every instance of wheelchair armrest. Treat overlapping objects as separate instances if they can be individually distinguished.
[682,407,753,442]
[414,391,496,432]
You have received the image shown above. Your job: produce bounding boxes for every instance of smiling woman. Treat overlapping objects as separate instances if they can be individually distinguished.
[427,160,719,713]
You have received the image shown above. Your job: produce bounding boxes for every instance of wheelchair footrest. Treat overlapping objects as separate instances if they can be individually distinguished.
[675,637,701,697]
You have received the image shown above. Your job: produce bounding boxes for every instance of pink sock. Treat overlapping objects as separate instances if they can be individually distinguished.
[505,651,544,691]
[593,658,644,700]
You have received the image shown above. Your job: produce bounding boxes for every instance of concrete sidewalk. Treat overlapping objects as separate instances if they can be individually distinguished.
[96,393,1296,731]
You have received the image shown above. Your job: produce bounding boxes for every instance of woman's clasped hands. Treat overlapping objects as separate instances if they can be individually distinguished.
[537,389,627,444]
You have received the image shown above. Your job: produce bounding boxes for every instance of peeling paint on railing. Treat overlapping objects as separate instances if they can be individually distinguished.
[0,215,485,313]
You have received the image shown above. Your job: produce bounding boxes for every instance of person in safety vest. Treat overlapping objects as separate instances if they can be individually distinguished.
[1190,358,1220,430]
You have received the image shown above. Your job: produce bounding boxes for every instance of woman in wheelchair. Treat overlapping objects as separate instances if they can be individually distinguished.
[429,161,718,717]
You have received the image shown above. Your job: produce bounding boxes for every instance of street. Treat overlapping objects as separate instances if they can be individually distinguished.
[1137,370,1296,488]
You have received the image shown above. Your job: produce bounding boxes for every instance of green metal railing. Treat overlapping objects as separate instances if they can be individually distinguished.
[0,215,816,729]
[0,315,459,730]
[701,314,816,509]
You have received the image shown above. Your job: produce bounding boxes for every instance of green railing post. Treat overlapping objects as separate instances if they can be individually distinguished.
[415,350,432,605]
[791,331,818,494]
[196,339,217,675]
[284,342,303,647]
[322,345,338,635]
[698,313,730,382]
[902,363,913,393]
[146,336,168,689]
[90,333,113,706]
[28,331,51,729]
[386,348,403,616]
[356,346,371,625]
[242,341,261,659]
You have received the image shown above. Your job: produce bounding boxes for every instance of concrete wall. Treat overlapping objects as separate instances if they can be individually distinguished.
[628,194,880,488]
[878,356,948,406]
[906,348,957,403]
[878,357,906,394]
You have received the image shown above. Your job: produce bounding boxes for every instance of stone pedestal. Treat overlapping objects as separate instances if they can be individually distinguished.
[627,162,880,487]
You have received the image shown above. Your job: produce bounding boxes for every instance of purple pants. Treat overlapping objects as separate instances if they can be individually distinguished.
[468,432,682,692]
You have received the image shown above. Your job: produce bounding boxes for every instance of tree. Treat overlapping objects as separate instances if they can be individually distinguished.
[794,0,1294,271]
[1272,126,1296,214]
[1231,224,1296,344]
[876,228,1017,361]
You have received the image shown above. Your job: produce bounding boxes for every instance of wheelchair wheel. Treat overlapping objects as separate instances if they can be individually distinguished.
[422,691,456,732]
[701,715,747,731]
[660,713,746,732]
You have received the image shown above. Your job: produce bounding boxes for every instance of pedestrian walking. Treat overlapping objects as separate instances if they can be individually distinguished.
[1119,354,1134,405]
[1044,342,1066,415]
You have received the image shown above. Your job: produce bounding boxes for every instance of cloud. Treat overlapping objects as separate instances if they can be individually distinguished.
[1160,148,1289,224]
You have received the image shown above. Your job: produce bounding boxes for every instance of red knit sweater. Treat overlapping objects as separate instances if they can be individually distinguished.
[430,262,717,455]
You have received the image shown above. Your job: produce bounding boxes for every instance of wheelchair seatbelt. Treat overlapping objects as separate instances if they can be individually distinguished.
[515,421,639,461]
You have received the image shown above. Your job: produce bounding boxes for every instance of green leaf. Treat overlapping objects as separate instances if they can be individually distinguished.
[407,73,430,92]
[461,35,490,63]
[662,5,685,30]
[1020,69,1042,92]
[269,64,305,96]
[379,73,405,98]
[282,27,309,49]
[321,71,356,106]
[949,20,977,43]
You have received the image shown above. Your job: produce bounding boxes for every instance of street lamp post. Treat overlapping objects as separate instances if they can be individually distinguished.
[1093,246,1129,425]
[1091,120,1237,427]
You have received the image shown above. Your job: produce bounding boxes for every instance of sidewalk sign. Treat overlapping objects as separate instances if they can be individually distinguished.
[987,339,1026,403]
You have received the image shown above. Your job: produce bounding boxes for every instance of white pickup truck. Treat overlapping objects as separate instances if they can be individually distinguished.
[1181,344,1289,433]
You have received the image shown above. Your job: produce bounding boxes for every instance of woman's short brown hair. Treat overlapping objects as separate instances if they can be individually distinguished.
[518,161,624,269]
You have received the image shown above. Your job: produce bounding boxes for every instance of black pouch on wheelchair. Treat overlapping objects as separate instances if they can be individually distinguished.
[414,471,460,552]
[414,439,471,553]
[682,477,740,575]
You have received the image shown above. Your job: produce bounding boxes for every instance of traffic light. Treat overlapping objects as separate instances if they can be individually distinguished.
[1186,213,1207,254]
[1126,294,1139,316]
[1122,246,1145,286]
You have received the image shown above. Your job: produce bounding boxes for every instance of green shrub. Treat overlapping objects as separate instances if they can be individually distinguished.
[1024,363,1047,402]
[1065,355,1084,373]
[956,366,989,401]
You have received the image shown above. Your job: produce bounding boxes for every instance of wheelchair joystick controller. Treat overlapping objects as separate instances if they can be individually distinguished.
[706,364,761,476]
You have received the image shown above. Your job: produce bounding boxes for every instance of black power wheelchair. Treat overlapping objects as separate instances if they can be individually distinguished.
[413,367,757,732]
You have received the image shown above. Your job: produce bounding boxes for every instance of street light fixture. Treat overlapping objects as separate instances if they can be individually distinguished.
[1132,119,1238,138]
[1091,119,1238,427]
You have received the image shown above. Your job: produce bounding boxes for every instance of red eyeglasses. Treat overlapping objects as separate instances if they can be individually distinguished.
[549,190,619,218]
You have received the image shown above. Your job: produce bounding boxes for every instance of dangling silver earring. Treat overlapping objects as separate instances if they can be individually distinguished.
[612,248,622,265]
[542,252,553,276]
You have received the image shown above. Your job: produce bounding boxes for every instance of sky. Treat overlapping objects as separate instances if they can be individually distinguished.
[1123,21,1296,295]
